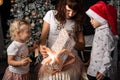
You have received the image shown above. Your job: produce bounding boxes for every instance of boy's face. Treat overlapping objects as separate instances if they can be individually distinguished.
[90,17,101,28]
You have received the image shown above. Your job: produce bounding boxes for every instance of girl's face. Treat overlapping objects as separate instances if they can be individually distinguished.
[65,5,76,19]
[18,25,30,42]
[90,17,101,28]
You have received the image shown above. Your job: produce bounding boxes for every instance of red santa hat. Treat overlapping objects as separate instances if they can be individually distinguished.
[86,1,118,35]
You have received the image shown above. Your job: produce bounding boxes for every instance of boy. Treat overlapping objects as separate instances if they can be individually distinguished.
[85,1,118,80]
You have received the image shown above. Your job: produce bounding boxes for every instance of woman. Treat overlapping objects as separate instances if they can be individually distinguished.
[38,0,86,79]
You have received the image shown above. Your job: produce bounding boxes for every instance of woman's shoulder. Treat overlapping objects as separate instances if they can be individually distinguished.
[45,10,57,16]
[47,10,57,13]
[43,10,57,23]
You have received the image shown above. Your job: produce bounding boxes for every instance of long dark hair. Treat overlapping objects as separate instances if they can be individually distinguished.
[55,0,85,31]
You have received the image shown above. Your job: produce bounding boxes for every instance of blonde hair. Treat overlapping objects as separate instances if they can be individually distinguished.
[9,19,31,40]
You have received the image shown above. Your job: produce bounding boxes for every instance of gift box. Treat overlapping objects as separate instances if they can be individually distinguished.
[42,29,75,73]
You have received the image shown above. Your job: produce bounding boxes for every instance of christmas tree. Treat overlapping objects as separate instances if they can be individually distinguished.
[6,0,54,46]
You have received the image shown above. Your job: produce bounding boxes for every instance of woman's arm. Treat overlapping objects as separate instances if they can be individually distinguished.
[39,21,50,58]
[58,49,76,67]
[40,21,50,45]
[75,31,85,51]
[64,51,76,66]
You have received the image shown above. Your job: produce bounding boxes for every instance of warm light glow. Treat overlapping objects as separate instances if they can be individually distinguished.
[11,0,14,3]
[0,0,3,6]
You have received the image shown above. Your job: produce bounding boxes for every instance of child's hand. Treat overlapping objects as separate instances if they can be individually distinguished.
[96,72,105,80]
[20,58,30,66]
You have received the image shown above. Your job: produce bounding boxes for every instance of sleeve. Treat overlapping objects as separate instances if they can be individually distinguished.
[7,43,18,55]
[99,33,115,75]
[43,10,53,24]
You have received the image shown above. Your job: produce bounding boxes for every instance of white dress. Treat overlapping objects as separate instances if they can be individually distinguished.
[38,10,85,80]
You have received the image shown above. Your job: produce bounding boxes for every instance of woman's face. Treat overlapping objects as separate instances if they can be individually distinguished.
[65,5,76,19]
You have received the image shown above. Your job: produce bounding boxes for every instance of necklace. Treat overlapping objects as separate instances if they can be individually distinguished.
[56,22,65,30]
[56,24,63,30]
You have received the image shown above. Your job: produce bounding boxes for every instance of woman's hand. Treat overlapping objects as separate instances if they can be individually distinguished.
[40,45,48,58]
[59,49,76,68]
[59,49,75,58]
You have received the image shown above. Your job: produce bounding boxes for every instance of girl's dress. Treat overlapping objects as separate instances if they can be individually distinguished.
[2,41,30,80]
[37,10,85,80]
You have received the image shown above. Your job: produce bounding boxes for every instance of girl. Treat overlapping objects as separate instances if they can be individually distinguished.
[2,19,37,80]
